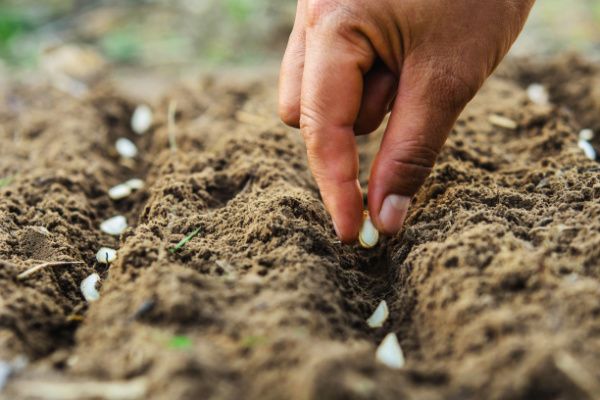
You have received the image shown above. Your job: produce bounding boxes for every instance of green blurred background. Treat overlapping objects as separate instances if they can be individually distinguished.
[0,0,598,71]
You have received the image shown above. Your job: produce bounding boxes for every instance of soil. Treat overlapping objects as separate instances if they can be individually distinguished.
[1,55,600,400]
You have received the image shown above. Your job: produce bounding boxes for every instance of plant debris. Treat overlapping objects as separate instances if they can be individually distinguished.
[169,335,192,350]
[16,260,85,280]
[169,226,201,253]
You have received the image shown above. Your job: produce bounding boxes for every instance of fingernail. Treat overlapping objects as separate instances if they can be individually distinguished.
[379,195,410,234]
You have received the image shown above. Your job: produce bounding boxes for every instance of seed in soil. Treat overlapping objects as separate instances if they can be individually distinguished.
[95,247,117,264]
[115,138,138,158]
[124,178,144,190]
[578,139,596,160]
[579,129,594,141]
[489,114,518,130]
[367,300,389,328]
[108,183,132,200]
[81,273,101,302]
[100,215,127,236]
[376,332,405,369]
[359,211,379,249]
[131,104,153,135]
[526,83,549,105]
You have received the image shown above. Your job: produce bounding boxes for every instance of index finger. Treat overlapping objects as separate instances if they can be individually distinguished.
[300,9,374,242]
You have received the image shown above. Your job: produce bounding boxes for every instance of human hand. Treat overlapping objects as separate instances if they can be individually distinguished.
[279,0,535,242]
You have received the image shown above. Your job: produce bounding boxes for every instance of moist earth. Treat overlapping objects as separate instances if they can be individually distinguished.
[1,56,600,400]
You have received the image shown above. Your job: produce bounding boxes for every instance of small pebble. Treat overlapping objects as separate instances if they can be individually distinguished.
[367,300,389,328]
[80,273,100,302]
[578,139,596,160]
[526,83,549,105]
[376,332,405,369]
[579,129,595,141]
[95,247,117,264]
[100,215,127,236]
[359,211,379,249]
[131,104,153,135]
[108,183,132,200]
[125,178,145,190]
[489,114,518,130]
[115,138,138,158]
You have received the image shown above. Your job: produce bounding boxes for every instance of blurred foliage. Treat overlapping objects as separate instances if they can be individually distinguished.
[0,0,598,70]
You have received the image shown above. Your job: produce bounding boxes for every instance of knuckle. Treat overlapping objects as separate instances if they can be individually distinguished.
[306,0,339,27]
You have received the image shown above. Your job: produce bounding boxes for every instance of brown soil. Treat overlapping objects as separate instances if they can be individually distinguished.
[1,56,600,400]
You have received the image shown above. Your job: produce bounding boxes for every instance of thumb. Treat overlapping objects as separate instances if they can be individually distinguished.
[368,60,478,235]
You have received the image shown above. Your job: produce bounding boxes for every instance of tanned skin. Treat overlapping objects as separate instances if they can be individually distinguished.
[279,0,536,242]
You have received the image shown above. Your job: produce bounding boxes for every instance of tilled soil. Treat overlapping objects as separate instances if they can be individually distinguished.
[1,56,600,400]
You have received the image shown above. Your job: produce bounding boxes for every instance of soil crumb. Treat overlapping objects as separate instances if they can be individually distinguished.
[1,57,600,400]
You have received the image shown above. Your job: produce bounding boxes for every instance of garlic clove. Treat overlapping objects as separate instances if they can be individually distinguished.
[95,247,117,264]
[108,183,132,200]
[100,215,127,236]
[131,104,153,135]
[359,212,379,249]
[367,300,389,328]
[376,332,405,369]
[80,273,100,302]
[115,138,138,158]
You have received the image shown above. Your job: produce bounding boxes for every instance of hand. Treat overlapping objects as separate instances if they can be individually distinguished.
[279,0,535,242]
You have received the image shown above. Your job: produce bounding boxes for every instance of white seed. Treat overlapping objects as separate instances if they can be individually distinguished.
[131,104,153,135]
[526,83,549,105]
[367,300,389,328]
[80,273,100,302]
[359,212,379,249]
[376,332,405,369]
[100,215,127,236]
[124,178,145,190]
[108,183,132,200]
[95,247,117,264]
[489,114,518,130]
[115,138,138,158]
[578,139,596,160]
[579,129,595,141]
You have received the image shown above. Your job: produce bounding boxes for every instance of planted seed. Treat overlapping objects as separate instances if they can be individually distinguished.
[100,215,127,236]
[95,247,117,264]
[115,138,138,158]
[131,104,153,135]
[108,183,132,200]
[359,211,379,249]
[80,273,100,302]
[579,129,594,141]
[526,83,549,105]
[367,300,389,328]
[578,139,596,160]
[125,178,144,190]
[489,114,517,130]
[376,332,405,369]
